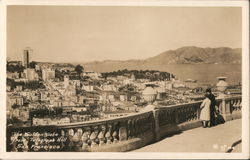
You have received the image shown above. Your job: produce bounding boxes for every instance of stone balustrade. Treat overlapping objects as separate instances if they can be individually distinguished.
[158,101,202,127]
[7,96,242,152]
[216,95,242,121]
[7,111,154,152]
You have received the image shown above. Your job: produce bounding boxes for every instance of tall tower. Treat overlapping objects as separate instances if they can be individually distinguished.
[22,47,31,68]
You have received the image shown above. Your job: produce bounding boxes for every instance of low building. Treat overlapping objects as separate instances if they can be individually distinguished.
[24,68,38,81]
[7,95,24,109]
[72,106,87,112]
[42,69,55,81]
[82,85,94,91]
[7,72,20,79]
[102,110,133,119]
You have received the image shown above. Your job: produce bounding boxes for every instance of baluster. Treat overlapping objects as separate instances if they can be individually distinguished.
[85,127,91,146]
[68,129,74,151]
[145,115,149,131]
[191,106,194,120]
[60,130,66,149]
[112,131,118,143]
[172,108,175,123]
[135,118,140,136]
[232,100,236,111]
[159,111,163,126]
[163,110,167,125]
[139,118,144,135]
[184,107,187,122]
[105,124,112,144]
[234,100,237,110]
[81,132,89,149]
[90,131,97,147]
[195,105,198,120]
[237,100,241,110]
[185,106,188,121]
[112,122,119,143]
[131,120,135,138]
[188,105,192,121]
[72,128,81,143]
[169,110,172,123]
[98,131,104,146]
[239,99,242,110]
[165,110,168,125]
[98,125,106,146]
[127,120,132,139]
[132,120,137,136]
[190,106,194,120]
[137,118,141,136]
[74,128,83,150]
[149,113,154,130]
[180,108,183,123]
[140,118,145,135]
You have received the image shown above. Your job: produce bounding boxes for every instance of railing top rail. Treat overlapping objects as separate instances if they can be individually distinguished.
[8,110,153,131]
[222,95,242,100]
[158,101,203,110]
[158,95,242,110]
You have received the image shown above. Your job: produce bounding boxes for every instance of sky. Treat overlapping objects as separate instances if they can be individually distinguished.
[7,6,242,63]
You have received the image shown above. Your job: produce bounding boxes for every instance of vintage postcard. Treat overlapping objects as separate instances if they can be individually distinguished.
[0,0,249,159]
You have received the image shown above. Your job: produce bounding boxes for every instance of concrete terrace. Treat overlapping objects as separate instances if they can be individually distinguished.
[133,119,242,153]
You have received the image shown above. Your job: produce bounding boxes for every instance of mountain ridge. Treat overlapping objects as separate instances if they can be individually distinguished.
[81,46,241,72]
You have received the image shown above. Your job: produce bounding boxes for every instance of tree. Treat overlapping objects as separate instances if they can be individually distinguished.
[7,64,24,73]
[55,69,63,80]
[29,61,37,69]
[75,65,84,75]
[11,104,20,109]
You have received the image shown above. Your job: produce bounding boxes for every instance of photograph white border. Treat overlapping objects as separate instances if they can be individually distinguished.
[0,0,249,159]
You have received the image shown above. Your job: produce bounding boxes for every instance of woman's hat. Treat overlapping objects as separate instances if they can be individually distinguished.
[205,88,211,93]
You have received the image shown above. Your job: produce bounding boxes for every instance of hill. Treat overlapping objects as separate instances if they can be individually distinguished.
[82,46,241,72]
[145,46,241,64]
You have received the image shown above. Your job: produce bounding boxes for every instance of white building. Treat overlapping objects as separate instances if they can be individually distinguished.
[24,68,38,81]
[82,85,94,91]
[42,69,55,81]
[64,75,69,88]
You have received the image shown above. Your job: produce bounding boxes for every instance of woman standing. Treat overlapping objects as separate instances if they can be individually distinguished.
[200,94,211,128]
